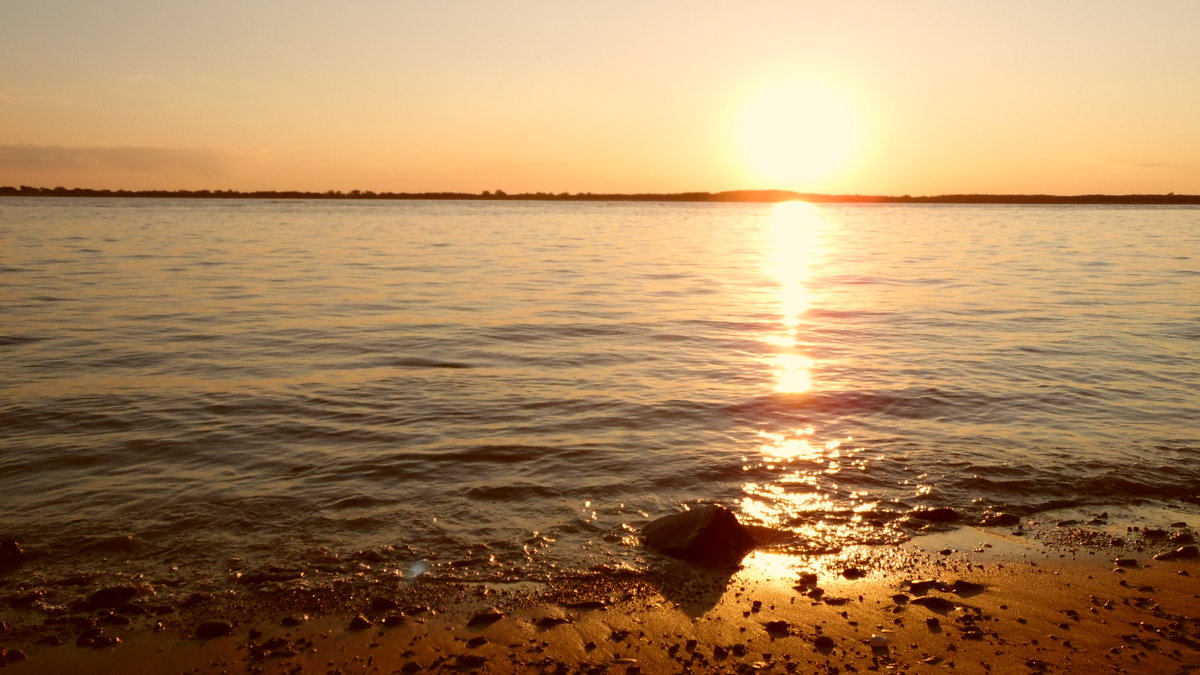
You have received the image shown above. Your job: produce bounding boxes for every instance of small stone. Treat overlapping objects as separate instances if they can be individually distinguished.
[951,580,986,595]
[383,614,406,626]
[911,596,956,612]
[467,608,504,627]
[466,636,487,648]
[979,512,1020,527]
[642,504,755,568]
[764,620,790,636]
[280,615,307,626]
[926,617,941,629]
[371,597,399,612]
[1114,558,1138,568]
[535,616,570,629]
[869,634,888,648]
[348,615,373,631]
[842,567,865,580]
[911,507,961,523]
[814,635,835,650]
[891,593,910,604]
[82,586,140,609]
[195,620,233,639]
[7,648,27,661]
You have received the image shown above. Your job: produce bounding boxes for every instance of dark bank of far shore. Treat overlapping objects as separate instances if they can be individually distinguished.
[3,184,1200,205]
[2,508,1198,674]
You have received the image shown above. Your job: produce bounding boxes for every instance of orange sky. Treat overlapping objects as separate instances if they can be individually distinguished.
[2,1,1198,195]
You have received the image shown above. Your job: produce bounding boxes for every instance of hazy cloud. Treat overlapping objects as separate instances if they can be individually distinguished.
[0,145,229,177]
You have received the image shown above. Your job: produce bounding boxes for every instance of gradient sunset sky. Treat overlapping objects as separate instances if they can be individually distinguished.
[3,1,1198,195]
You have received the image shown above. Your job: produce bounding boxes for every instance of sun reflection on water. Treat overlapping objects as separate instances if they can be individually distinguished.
[740,202,889,553]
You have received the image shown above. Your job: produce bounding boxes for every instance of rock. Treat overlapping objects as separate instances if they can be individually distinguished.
[81,586,140,609]
[926,617,941,628]
[0,539,25,569]
[371,597,399,612]
[466,636,488,648]
[467,608,504,627]
[869,634,888,648]
[280,615,307,626]
[1169,521,1188,528]
[814,635,835,650]
[764,620,790,636]
[911,596,956,612]
[642,504,755,567]
[535,616,571,629]
[347,615,373,631]
[979,512,1020,527]
[910,507,960,523]
[1170,532,1196,545]
[842,567,865,580]
[383,614,406,626]
[908,579,947,595]
[195,620,233,639]
[951,580,986,595]
[1155,546,1199,561]
[1114,558,1138,568]
[891,593,910,604]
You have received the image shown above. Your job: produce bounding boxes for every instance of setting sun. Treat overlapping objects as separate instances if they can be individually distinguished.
[738,80,862,189]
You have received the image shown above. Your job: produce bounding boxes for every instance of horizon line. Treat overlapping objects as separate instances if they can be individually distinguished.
[2,185,1199,205]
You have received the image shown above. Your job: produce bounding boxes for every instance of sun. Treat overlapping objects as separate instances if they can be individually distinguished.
[738,80,862,189]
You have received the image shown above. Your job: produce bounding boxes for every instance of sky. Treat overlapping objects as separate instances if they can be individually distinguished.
[2,1,1199,195]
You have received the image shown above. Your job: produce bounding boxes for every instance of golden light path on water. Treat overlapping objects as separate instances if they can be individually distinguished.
[739,202,877,552]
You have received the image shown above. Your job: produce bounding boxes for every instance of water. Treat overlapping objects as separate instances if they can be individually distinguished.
[2,197,1198,590]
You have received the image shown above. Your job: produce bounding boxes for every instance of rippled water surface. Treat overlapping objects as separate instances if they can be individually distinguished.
[2,198,1198,582]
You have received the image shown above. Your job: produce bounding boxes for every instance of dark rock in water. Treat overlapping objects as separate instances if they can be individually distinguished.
[81,586,140,609]
[348,615,373,631]
[979,512,1020,527]
[911,596,956,612]
[642,504,755,568]
[0,539,25,569]
[910,507,960,523]
[195,620,233,639]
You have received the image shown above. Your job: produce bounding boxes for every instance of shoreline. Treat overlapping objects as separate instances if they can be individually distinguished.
[4,518,1197,673]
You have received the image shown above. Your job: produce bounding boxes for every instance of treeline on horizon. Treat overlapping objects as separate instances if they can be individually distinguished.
[2,184,1198,205]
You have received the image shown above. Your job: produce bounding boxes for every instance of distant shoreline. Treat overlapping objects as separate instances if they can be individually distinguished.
[2,185,1199,205]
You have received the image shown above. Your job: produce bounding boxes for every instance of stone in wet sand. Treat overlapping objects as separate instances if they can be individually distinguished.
[642,504,755,568]
[195,620,233,639]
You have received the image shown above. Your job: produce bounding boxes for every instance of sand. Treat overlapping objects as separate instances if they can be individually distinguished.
[4,523,1198,674]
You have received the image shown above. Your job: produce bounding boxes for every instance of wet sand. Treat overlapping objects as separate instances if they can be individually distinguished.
[4,520,1198,674]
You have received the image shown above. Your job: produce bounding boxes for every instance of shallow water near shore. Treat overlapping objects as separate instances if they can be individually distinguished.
[2,197,1198,596]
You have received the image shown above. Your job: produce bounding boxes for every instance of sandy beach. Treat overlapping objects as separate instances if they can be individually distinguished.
[4,516,1197,674]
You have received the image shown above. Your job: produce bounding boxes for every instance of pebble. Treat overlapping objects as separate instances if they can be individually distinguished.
[814,635,835,649]
[348,615,373,631]
[911,596,956,612]
[869,634,889,648]
[81,586,140,609]
[467,608,504,627]
[764,620,790,635]
[195,620,234,639]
